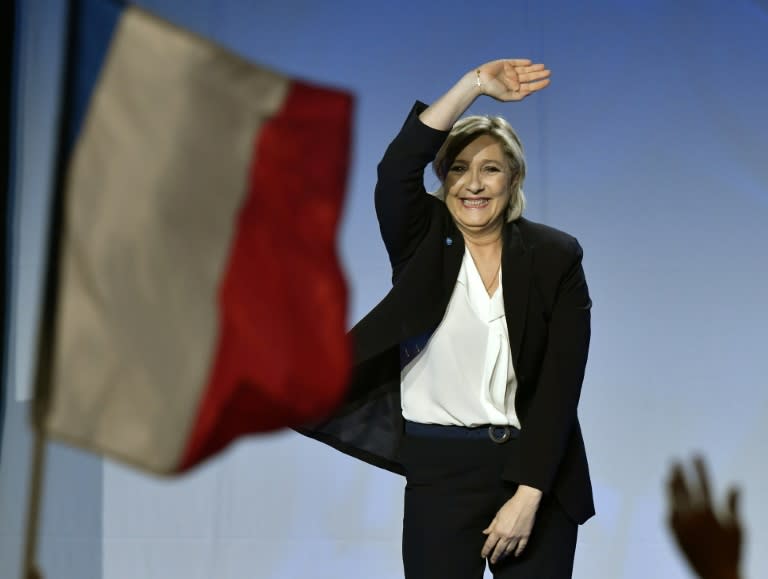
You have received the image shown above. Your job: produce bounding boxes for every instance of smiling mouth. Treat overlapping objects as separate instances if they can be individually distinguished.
[461,198,490,208]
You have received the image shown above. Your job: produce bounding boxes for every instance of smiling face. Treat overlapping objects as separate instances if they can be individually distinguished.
[443,134,513,238]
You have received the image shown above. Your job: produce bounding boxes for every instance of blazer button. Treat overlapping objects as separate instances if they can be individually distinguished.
[445,236,453,246]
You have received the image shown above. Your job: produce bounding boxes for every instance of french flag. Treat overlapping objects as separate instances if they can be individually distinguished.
[37,0,353,474]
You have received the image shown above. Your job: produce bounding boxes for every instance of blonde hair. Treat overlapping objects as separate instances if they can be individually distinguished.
[432,115,526,222]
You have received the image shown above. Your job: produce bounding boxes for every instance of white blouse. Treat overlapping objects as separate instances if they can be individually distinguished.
[401,249,521,428]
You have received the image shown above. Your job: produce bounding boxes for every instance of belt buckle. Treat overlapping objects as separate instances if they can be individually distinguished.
[488,425,511,444]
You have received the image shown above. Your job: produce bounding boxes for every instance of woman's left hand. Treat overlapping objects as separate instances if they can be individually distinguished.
[478,59,551,102]
[481,484,543,563]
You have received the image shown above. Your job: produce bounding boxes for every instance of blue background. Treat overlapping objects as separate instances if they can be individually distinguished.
[2,1,767,578]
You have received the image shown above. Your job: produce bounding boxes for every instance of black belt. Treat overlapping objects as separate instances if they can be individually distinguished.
[404,420,520,444]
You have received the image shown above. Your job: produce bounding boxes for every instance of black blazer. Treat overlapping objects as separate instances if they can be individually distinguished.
[300,102,595,525]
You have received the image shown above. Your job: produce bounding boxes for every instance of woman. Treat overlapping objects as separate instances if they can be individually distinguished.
[301,58,594,579]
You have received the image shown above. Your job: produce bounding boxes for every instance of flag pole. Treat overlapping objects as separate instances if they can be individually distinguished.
[4,0,43,574]
[20,430,47,579]
[20,0,79,575]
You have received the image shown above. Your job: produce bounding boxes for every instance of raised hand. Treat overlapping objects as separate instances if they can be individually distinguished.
[667,456,743,579]
[477,59,551,102]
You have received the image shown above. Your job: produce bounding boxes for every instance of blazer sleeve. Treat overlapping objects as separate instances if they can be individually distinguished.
[503,238,591,493]
[375,101,449,279]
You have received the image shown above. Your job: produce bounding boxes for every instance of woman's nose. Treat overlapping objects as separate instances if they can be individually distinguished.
[465,170,484,193]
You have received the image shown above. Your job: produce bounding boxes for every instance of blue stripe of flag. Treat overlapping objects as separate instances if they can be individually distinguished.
[64,0,123,155]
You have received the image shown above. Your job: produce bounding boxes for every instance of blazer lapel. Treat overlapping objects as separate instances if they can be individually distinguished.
[398,214,463,341]
[502,221,532,370]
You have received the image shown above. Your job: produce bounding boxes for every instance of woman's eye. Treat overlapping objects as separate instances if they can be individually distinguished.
[449,165,466,173]
[484,165,500,173]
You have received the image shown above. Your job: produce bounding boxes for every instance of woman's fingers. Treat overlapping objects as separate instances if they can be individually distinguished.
[501,62,549,84]
[519,78,551,94]
[496,65,551,100]
[516,68,551,83]
[480,533,496,557]
[497,79,550,102]
[503,62,547,78]
[514,538,528,557]
[488,535,527,563]
[491,538,514,564]
[512,62,547,74]
[504,69,551,91]
[482,529,529,563]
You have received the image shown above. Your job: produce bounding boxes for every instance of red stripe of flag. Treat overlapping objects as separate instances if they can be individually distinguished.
[178,81,353,471]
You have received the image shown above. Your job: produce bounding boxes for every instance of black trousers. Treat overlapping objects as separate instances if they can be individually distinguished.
[399,428,577,579]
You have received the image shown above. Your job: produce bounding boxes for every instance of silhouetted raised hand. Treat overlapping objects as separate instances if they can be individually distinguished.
[667,456,743,579]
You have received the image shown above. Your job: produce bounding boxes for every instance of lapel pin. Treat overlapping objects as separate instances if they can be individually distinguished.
[445,236,453,246]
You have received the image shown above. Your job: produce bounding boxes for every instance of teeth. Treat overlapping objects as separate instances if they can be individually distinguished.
[462,199,488,207]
